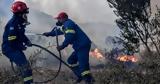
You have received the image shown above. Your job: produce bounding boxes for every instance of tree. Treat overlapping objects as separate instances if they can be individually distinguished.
[107,0,160,55]
[150,6,160,50]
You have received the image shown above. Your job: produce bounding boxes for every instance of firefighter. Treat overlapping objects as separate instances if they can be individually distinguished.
[43,12,95,83]
[1,1,33,84]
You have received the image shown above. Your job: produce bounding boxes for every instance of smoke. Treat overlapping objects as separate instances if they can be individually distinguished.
[24,0,119,48]
[0,0,120,48]
[1,0,156,67]
[26,0,117,24]
[151,0,160,16]
[0,0,120,66]
[0,0,12,36]
[0,0,12,17]
[105,36,124,51]
[1,0,160,48]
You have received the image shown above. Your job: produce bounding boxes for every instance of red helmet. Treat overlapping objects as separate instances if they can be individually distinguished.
[55,12,68,19]
[11,1,28,13]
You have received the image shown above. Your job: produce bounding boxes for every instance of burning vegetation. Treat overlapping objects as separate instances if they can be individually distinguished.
[117,55,138,62]
[89,48,105,60]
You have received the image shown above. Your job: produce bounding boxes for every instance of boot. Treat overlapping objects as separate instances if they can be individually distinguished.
[83,74,95,84]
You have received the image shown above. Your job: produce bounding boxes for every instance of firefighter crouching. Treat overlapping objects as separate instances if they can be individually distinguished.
[1,1,33,84]
[43,12,95,84]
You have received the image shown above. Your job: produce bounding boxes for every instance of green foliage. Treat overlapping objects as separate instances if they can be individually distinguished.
[107,0,155,53]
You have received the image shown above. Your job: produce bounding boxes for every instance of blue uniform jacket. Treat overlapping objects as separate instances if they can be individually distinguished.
[2,15,30,52]
[48,19,91,50]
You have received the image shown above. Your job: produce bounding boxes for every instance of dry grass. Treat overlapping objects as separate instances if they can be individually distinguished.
[1,50,160,84]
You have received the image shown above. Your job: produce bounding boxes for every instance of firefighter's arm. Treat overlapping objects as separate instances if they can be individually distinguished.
[23,34,32,47]
[17,27,31,46]
[8,26,18,48]
[23,34,29,42]
[43,28,64,37]
[60,28,76,50]
[21,31,30,43]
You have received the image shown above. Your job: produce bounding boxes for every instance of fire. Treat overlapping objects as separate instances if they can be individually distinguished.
[117,55,138,62]
[89,48,105,60]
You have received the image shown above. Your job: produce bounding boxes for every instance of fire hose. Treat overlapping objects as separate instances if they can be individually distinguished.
[32,44,71,83]
[9,26,72,83]
[10,44,71,83]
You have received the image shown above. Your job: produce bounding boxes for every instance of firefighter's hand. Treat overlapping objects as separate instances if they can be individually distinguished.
[56,46,64,51]
[22,46,27,50]
[26,41,32,47]
[56,21,62,26]
[43,32,50,37]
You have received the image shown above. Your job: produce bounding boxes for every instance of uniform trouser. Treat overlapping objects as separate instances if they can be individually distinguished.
[67,44,93,82]
[3,50,33,84]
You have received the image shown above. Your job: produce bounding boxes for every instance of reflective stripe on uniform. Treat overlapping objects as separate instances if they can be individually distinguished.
[8,36,17,41]
[81,70,91,76]
[65,29,75,34]
[60,28,65,33]
[23,76,33,82]
[69,63,79,67]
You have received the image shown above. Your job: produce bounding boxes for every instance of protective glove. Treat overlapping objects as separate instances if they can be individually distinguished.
[26,41,32,47]
[43,32,50,37]
[56,45,65,51]
[56,21,63,26]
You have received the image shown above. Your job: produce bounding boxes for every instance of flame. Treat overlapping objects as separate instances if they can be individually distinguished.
[117,55,138,62]
[89,48,105,60]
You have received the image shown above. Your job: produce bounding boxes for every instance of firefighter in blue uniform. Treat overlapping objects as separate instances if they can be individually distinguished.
[1,1,33,84]
[43,12,95,84]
